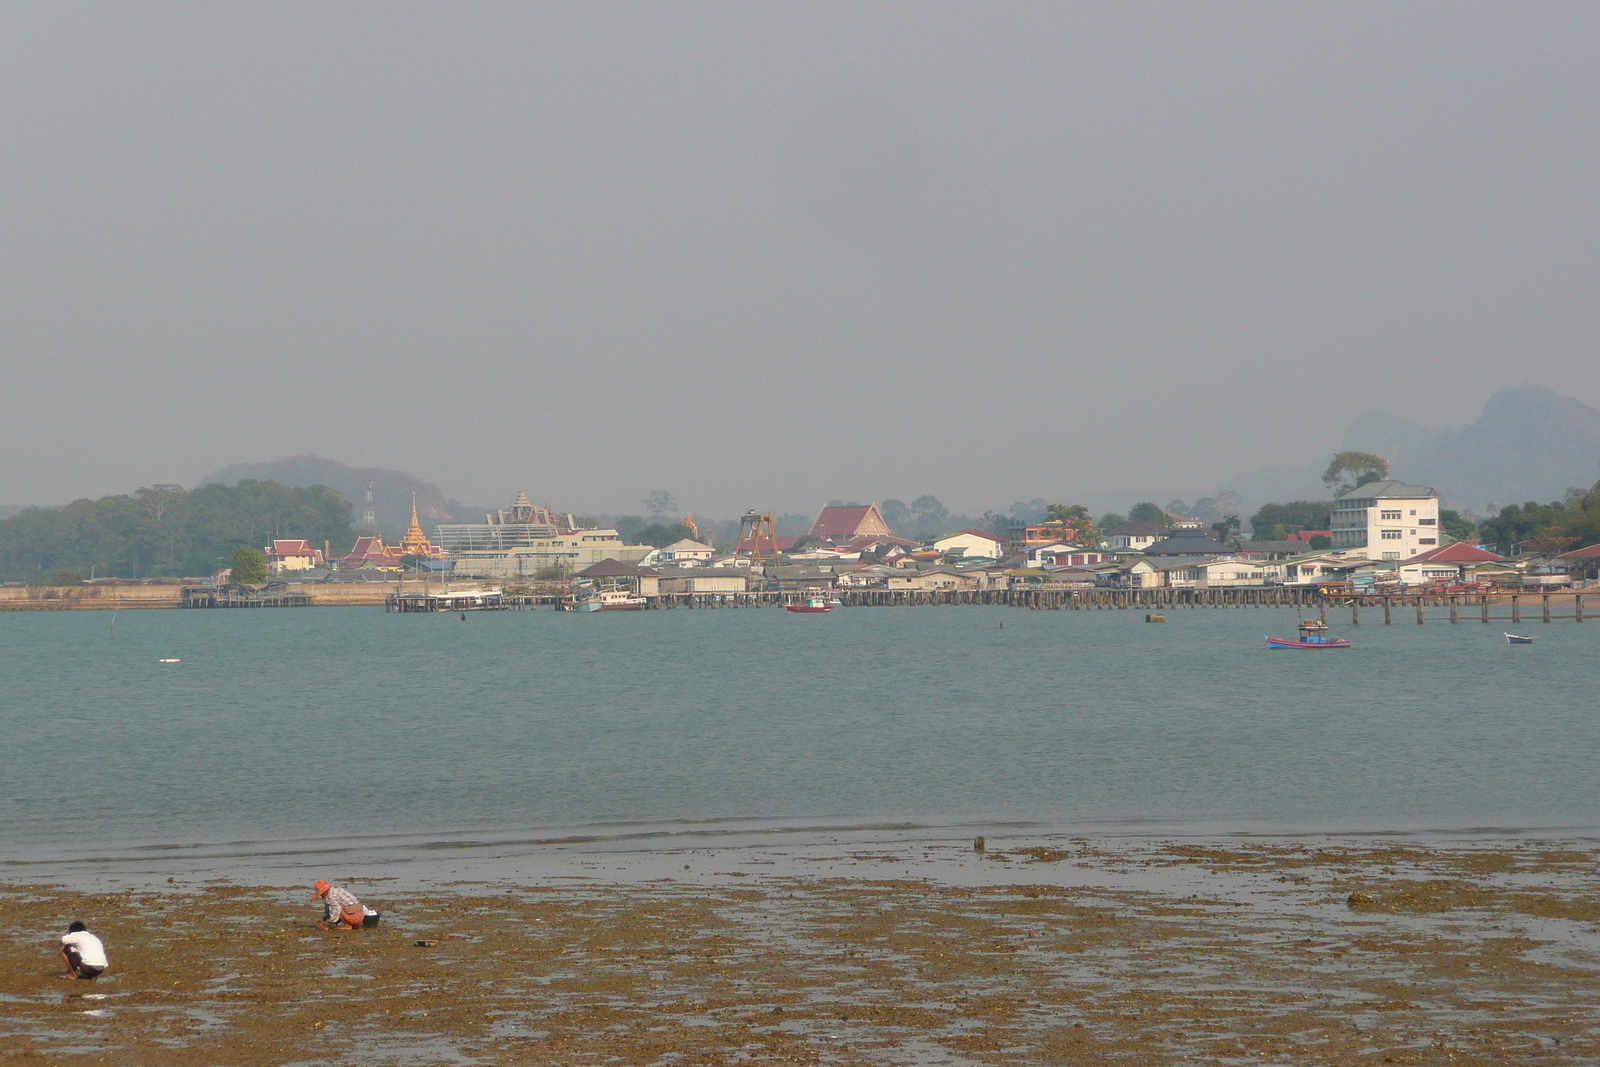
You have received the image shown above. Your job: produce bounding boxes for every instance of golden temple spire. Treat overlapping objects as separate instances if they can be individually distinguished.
[400,491,432,555]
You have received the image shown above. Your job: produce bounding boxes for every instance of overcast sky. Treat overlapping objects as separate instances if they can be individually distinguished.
[3,3,1596,516]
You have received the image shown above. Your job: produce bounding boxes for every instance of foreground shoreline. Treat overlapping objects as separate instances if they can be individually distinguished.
[6,834,1599,1065]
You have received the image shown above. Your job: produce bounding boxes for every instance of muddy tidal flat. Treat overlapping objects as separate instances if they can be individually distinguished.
[4,838,1600,1065]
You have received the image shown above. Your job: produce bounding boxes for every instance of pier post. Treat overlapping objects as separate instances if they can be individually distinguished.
[1577,594,1584,623]
[1512,595,1521,623]
[1543,594,1551,624]
[1383,598,1391,625]
[1450,596,1458,624]
[1352,601,1360,625]
[1416,597,1425,624]
[1481,596,1489,623]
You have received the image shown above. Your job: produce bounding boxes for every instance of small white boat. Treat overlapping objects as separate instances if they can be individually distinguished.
[564,587,647,612]
[594,589,647,611]
[158,658,180,664]
[1504,632,1535,644]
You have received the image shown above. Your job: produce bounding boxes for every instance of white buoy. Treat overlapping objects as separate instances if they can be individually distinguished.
[158,658,180,663]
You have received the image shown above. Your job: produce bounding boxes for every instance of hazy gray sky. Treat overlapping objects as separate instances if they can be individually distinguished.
[3,3,1596,516]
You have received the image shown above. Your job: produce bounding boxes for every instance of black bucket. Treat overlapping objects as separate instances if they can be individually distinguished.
[362,911,381,927]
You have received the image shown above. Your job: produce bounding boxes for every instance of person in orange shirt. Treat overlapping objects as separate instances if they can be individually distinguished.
[311,880,366,931]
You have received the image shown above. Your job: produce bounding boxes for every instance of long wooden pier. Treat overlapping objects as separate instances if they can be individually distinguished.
[1336,591,1585,625]
[181,587,312,608]
[385,590,540,612]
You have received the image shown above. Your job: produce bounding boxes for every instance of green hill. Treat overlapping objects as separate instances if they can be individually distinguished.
[202,456,490,544]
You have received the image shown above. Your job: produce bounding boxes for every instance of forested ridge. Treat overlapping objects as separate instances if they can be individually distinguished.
[0,480,352,582]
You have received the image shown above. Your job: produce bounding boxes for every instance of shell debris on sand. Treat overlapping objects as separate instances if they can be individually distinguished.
[2,840,1599,1064]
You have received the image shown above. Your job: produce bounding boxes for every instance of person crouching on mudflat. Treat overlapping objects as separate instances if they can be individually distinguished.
[312,880,365,931]
[60,921,107,980]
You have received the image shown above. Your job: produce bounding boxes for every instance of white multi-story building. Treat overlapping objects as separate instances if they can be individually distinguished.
[448,529,652,578]
[1103,521,1169,553]
[1329,481,1440,560]
[655,538,717,566]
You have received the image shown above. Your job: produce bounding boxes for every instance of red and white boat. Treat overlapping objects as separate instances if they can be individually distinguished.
[1265,617,1350,649]
[785,596,834,613]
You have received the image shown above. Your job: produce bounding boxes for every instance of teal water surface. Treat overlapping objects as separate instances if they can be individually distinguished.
[2,604,1596,862]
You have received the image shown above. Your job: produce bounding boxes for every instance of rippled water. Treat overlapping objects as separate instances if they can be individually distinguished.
[2,603,1596,865]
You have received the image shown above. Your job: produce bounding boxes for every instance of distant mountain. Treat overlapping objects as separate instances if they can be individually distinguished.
[0,505,26,521]
[1342,385,1600,509]
[201,456,493,543]
[1339,411,1436,471]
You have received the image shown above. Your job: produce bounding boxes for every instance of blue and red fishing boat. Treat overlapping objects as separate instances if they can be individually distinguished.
[1264,617,1351,650]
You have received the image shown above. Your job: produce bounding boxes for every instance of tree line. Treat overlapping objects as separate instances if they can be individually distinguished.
[0,480,352,583]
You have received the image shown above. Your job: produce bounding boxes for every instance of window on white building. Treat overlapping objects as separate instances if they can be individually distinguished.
[1381,530,1402,540]
[1380,510,1402,520]
[1383,552,1400,560]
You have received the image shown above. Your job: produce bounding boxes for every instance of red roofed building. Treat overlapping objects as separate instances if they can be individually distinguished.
[338,494,449,571]
[809,503,892,542]
[340,534,402,570]
[1556,541,1600,578]
[264,539,325,574]
[1395,540,1505,586]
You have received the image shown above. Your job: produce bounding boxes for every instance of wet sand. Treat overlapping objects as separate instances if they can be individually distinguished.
[4,836,1600,1065]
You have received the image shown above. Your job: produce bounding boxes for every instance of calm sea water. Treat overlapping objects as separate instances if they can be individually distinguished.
[2,603,1597,867]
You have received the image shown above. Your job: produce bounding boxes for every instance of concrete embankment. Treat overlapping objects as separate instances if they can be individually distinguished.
[0,584,391,610]
[0,584,185,610]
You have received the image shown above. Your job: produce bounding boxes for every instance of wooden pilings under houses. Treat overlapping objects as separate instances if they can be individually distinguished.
[182,587,312,608]
[378,584,1591,619]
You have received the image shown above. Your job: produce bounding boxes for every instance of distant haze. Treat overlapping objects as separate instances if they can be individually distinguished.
[3,4,1597,516]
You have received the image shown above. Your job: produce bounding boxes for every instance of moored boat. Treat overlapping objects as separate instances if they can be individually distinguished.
[562,583,648,612]
[1265,617,1351,649]
[595,590,648,611]
[1504,632,1535,644]
[786,596,834,613]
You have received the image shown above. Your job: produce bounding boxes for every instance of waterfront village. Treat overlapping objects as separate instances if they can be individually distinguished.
[250,479,1600,605]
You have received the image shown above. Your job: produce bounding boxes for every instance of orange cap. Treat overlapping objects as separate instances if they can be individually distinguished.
[312,880,330,897]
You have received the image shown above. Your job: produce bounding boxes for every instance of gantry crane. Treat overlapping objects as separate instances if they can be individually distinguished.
[736,510,780,568]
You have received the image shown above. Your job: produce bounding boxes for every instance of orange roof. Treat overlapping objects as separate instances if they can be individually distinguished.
[810,504,887,540]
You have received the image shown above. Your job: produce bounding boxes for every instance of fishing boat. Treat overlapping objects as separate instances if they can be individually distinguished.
[1264,617,1351,649]
[595,589,647,611]
[562,583,648,612]
[1504,632,1535,644]
[785,596,834,613]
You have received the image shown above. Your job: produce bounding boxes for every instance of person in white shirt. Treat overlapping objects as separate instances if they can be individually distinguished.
[60,921,107,980]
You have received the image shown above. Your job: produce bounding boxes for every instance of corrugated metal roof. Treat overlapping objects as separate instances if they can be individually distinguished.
[1333,480,1437,500]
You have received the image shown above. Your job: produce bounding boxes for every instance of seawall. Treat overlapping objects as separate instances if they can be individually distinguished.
[0,584,392,610]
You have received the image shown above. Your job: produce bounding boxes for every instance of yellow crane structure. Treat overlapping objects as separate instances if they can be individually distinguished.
[736,510,781,568]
